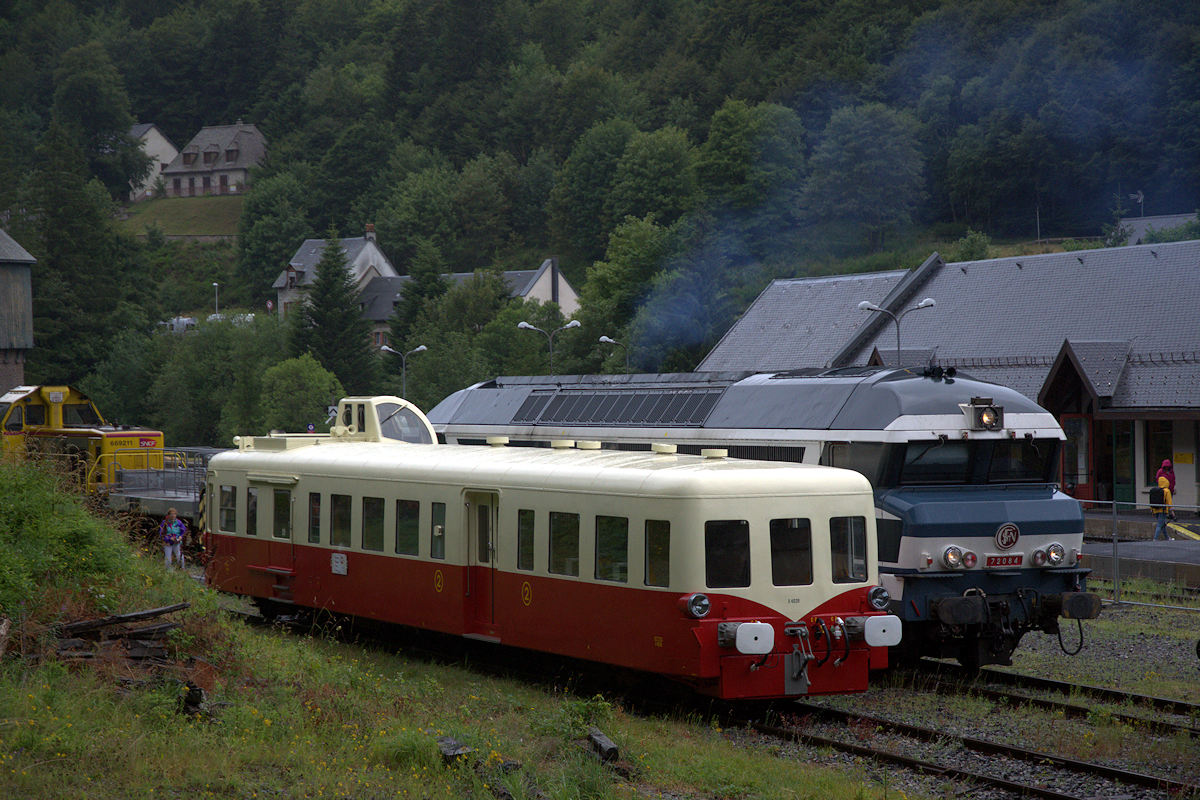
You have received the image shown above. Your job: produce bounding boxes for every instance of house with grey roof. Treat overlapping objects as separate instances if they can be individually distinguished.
[0,229,35,392]
[700,241,1200,508]
[273,225,400,319]
[162,121,265,197]
[358,257,580,348]
[128,123,178,201]
[1118,213,1197,245]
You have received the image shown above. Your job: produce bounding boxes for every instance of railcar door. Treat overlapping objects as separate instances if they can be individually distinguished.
[464,491,498,632]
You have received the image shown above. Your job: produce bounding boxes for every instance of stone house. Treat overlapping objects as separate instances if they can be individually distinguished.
[162,121,266,198]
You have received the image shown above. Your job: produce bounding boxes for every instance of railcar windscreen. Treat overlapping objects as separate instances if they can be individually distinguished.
[377,402,434,443]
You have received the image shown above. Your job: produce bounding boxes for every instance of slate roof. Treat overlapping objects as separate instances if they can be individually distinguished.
[699,240,1200,411]
[698,270,905,371]
[1119,213,1197,245]
[0,228,35,263]
[358,268,566,323]
[163,122,266,175]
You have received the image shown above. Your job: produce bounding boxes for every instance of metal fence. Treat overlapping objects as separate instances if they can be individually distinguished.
[1077,497,1199,610]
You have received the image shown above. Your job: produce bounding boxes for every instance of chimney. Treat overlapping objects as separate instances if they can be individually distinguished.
[365,223,376,243]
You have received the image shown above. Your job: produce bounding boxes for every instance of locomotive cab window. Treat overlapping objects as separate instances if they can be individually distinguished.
[331,493,352,547]
[645,520,670,586]
[706,520,750,588]
[595,515,628,582]
[219,485,237,532]
[770,518,813,586]
[549,511,580,576]
[830,516,868,583]
[517,509,535,570]
[245,488,258,536]
[63,403,101,426]
[3,404,21,431]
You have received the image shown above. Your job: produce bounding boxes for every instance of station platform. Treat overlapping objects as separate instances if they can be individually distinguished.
[1082,509,1200,586]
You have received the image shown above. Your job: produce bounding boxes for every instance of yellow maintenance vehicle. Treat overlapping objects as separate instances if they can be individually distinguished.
[0,384,164,492]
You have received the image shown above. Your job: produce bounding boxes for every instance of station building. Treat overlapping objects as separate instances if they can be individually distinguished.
[699,240,1200,509]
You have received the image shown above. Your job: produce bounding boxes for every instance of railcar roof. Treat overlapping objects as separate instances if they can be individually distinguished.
[426,368,1052,433]
[208,441,873,498]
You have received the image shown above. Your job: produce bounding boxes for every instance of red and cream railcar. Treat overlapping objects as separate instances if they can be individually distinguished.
[204,396,901,699]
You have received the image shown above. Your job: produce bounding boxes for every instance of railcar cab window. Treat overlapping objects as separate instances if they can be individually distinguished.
[770,518,813,586]
[645,520,670,586]
[246,488,258,536]
[331,493,351,547]
[549,511,580,576]
[706,520,750,588]
[378,402,435,443]
[273,489,291,539]
[595,515,629,582]
[220,485,237,532]
[831,516,868,583]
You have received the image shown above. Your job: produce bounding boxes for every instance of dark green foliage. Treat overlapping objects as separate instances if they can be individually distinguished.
[290,227,379,395]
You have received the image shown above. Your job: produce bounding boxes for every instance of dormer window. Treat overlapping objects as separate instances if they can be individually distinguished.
[225,149,238,162]
[182,152,197,165]
[203,150,217,165]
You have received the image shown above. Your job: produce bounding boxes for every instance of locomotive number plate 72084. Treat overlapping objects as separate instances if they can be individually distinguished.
[986,554,1023,567]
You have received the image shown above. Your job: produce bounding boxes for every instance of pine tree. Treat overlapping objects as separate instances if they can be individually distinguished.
[388,237,448,346]
[291,227,378,394]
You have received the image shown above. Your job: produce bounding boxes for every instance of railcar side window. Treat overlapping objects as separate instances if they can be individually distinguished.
[830,516,868,583]
[272,489,291,539]
[308,493,321,543]
[331,493,352,547]
[705,520,750,588]
[549,511,580,576]
[396,499,419,555]
[595,515,628,582]
[476,503,491,564]
[219,485,237,532]
[770,518,813,586]
[517,509,535,570]
[362,497,385,551]
[431,502,446,559]
[246,488,258,536]
[645,520,670,587]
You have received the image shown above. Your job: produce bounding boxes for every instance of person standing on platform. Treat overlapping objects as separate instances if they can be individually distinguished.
[1151,475,1174,541]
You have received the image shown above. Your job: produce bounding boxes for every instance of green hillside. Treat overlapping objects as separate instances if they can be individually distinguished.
[118,196,244,237]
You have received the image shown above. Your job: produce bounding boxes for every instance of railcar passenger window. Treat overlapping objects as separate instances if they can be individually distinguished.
[517,509,535,570]
[331,494,352,547]
[705,520,750,588]
[830,516,868,583]
[308,493,321,543]
[645,520,670,587]
[770,518,813,586]
[219,485,237,532]
[431,502,446,559]
[549,511,580,576]
[396,499,419,555]
[595,515,628,582]
[362,496,385,551]
[246,488,258,536]
[273,489,291,539]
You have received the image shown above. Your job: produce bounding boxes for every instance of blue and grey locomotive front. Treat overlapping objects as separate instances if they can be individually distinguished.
[818,371,1102,667]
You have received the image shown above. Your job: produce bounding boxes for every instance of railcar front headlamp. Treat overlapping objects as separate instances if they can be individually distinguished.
[867,585,891,610]
[942,546,963,569]
[1046,543,1065,566]
[680,593,711,619]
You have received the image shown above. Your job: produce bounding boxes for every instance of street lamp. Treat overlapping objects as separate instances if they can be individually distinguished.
[598,335,629,373]
[517,319,580,375]
[856,297,936,367]
[212,282,219,316]
[381,344,427,398]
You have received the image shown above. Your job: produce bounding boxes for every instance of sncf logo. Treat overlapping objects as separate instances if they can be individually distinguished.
[139,439,157,447]
[995,523,1020,550]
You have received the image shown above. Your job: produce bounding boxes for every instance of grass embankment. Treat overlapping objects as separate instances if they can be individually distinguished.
[118,195,244,237]
[0,461,901,800]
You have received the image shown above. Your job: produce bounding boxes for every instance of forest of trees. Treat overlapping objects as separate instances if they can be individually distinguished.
[1,0,1197,444]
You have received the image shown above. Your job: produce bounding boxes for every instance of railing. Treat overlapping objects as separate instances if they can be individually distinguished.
[1077,497,1199,610]
[88,447,214,505]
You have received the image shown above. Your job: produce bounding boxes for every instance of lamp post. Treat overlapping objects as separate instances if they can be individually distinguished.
[381,344,427,398]
[856,297,936,367]
[212,282,219,316]
[598,335,629,373]
[517,319,580,375]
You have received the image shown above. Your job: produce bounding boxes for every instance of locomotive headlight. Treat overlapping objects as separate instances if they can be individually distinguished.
[1031,549,1048,567]
[962,551,978,569]
[867,586,891,610]
[1046,543,1065,566]
[680,593,711,619]
[942,546,963,569]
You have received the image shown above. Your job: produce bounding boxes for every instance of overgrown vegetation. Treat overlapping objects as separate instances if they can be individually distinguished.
[0,459,911,799]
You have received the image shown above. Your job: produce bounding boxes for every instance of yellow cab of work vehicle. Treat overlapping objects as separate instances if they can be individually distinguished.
[0,385,164,491]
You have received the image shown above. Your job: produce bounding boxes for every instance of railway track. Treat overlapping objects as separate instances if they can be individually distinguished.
[914,660,1200,738]
[755,701,1198,800]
